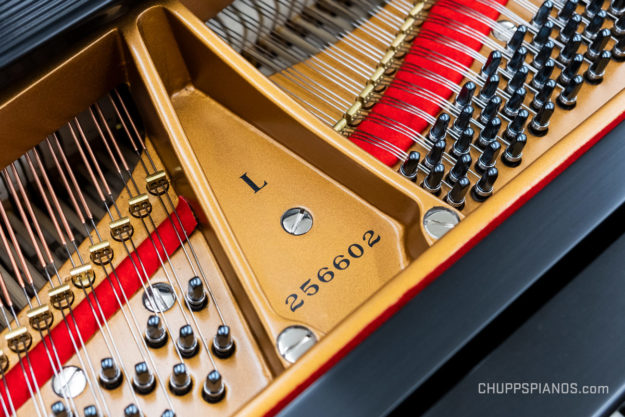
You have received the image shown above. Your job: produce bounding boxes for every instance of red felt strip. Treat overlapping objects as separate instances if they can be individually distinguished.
[351,0,508,165]
[1,197,197,415]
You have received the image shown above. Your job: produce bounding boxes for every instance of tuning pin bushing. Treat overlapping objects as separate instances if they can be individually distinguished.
[532,40,554,69]
[507,25,527,52]
[471,167,499,202]
[529,101,555,136]
[613,36,625,61]
[481,51,502,78]
[558,53,584,85]
[428,113,450,143]
[186,276,208,311]
[213,325,236,359]
[145,314,168,349]
[585,0,605,19]
[585,50,611,84]
[424,139,446,169]
[610,0,625,16]
[51,401,71,417]
[132,362,156,395]
[557,74,583,109]
[478,117,502,148]
[507,46,528,73]
[480,96,502,124]
[586,28,611,60]
[614,14,625,37]
[559,13,581,43]
[447,154,472,184]
[533,21,554,47]
[505,109,529,141]
[559,0,579,20]
[584,9,606,39]
[502,133,527,167]
[533,1,553,26]
[506,65,529,94]
[531,59,555,90]
[84,405,98,417]
[452,128,473,157]
[169,363,192,396]
[531,79,557,111]
[479,75,500,100]
[445,177,471,210]
[202,370,226,403]
[177,324,199,358]
[399,151,420,182]
[455,81,476,107]
[558,34,582,64]
[476,141,501,172]
[124,404,141,417]
[503,87,527,118]
[99,357,123,390]
[422,163,445,196]
[453,105,474,132]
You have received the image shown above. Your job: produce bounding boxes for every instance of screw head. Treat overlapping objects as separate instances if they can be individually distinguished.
[493,20,516,42]
[276,326,317,363]
[142,282,176,313]
[52,365,87,398]
[281,208,313,236]
[423,207,460,239]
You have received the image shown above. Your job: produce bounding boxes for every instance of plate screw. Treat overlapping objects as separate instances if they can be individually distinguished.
[276,326,316,363]
[423,207,460,239]
[281,208,313,236]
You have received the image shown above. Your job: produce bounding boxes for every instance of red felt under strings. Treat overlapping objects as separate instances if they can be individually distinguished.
[351,0,508,166]
[1,197,197,415]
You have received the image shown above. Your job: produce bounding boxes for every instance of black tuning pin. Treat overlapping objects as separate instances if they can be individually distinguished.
[453,105,474,132]
[558,53,584,85]
[584,9,606,39]
[161,410,176,417]
[558,33,582,64]
[559,13,581,43]
[186,276,208,311]
[614,14,625,37]
[177,324,199,358]
[613,36,625,61]
[533,0,553,26]
[532,40,554,69]
[480,96,502,124]
[422,163,445,196]
[133,361,156,395]
[557,74,583,109]
[399,151,420,182]
[479,74,500,100]
[124,404,141,417]
[145,314,168,348]
[529,101,555,136]
[533,21,554,47]
[505,109,529,140]
[507,25,527,52]
[447,154,472,184]
[84,405,98,417]
[424,139,446,169]
[531,59,555,89]
[452,127,473,157]
[586,28,611,60]
[213,325,236,358]
[456,81,476,107]
[481,51,502,77]
[51,401,70,417]
[428,113,450,142]
[507,46,527,73]
[502,133,527,167]
[585,0,605,19]
[478,117,502,148]
[169,363,192,395]
[99,357,123,390]
[445,177,471,210]
[610,0,625,16]
[476,141,502,172]
[531,79,557,110]
[472,167,499,202]
[559,0,579,20]
[506,65,529,93]
[504,87,527,118]
[202,370,227,403]
[585,49,612,83]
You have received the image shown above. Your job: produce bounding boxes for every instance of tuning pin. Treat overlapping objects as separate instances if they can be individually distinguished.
[502,133,527,167]
[533,21,554,47]
[99,357,123,389]
[169,363,192,395]
[531,79,557,110]
[558,33,582,64]
[447,154,472,184]
[476,141,502,172]
[452,127,473,157]
[424,139,446,169]
[506,65,529,93]
[586,28,611,60]
[455,81,476,107]
[422,163,445,196]
[161,410,176,417]
[445,177,470,210]
[615,14,625,37]
[186,276,208,311]
[478,117,502,148]
[133,361,156,394]
[507,25,527,52]
[559,0,579,20]
[480,96,502,124]
[428,113,450,143]
[558,53,584,85]
[453,105,474,132]
[177,324,199,358]
[481,51,502,77]
[51,401,70,417]
[585,49,611,83]
[559,14,581,43]
[531,59,555,90]
[529,101,555,136]
[399,151,420,182]
[533,0,553,26]
[507,46,527,73]
[532,40,554,69]
[84,405,98,417]
[557,74,583,109]
[505,109,529,140]
[213,325,236,358]
[585,0,605,18]
[613,36,625,61]
[472,167,499,202]
[124,404,141,417]
[145,314,168,348]
[503,87,527,118]
[610,0,625,15]
[584,9,607,39]
[202,370,226,403]
[479,74,500,100]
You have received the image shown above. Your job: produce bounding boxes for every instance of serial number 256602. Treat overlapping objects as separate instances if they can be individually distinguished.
[285,230,381,313]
